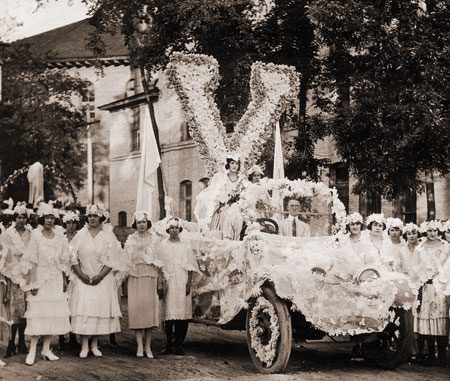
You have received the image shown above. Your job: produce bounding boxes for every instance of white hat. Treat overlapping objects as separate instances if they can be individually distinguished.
[345,212,363,225]
[86,204,108,218]
[133,210,150,223]
[62,210,80,223]
[366,213,385,226]
[13,202,29,217]
[386,217,404,230]
[402,222,419,235]
[225,152,240,163]
[440,220,450,232]
[419,220,442,233]
[248,165,264,177]
[36,202,59,218]
[166,217,183,230]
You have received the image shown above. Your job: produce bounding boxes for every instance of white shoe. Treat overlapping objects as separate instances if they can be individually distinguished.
[91,347,102,357]
[79,349,89,359]
[145,350,154,359]
[25,351,36,366]
[0,359,6,367]
[136,351,144,358]
[41,350,59,361]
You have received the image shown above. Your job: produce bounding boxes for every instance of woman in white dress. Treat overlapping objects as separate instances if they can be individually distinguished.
[124,211,161,358]
[363,213,387,268]
[383,217,405,270]
[69,204,126,359]
[414,220,449,365]
[194,154,246,235]
[58,210,81,350]
[159,218,199,356]
[23,203,72,366]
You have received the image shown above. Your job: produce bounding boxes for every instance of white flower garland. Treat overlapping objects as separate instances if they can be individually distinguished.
[166,53,299,174]
[248,296,280,367]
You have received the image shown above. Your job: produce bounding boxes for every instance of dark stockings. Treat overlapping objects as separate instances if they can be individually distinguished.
[164,320,189,352]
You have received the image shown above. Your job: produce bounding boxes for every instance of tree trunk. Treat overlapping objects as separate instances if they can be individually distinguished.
[139,66,166,220]
[425,170,436,220]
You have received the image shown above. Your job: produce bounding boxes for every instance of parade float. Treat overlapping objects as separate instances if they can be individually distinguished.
[161,53,417,373]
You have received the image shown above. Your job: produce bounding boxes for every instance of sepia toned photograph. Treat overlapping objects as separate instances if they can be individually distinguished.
[0,1,449,380]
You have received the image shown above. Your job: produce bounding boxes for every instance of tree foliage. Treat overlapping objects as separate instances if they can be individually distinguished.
[83,0,449,198]
[309,0,450,198]
[0,43,88,200]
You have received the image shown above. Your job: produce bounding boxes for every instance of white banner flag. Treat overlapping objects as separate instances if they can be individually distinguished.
[136,107,161,215]
[272,121,285,217]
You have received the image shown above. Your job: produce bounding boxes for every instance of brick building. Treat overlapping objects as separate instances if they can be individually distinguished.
[20,19,450,226]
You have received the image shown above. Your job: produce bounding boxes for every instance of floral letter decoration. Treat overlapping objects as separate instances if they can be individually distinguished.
[166,53,300,175]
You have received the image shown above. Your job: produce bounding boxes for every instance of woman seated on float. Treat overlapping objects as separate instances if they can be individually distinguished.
[194,153,246,238]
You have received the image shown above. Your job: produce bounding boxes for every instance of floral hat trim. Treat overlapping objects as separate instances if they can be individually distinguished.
[86,204,108,218]
[248,164,264,177]
[386,217,404,230]
[402,222,419,235]
[166,217,183,230]
[133,210,150,223]
[366,213,385,226]
[440,220,450,232]
[36,202,59,218]
[345,212,363,225]
[13,203,30,217]
[419,220,442,233]
[225,152,241,163]
[62,210,80,223]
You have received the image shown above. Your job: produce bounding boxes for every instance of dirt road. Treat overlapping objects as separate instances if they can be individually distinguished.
[0,323,448,381]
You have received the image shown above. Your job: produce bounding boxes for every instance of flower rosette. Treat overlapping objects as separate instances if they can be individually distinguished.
[248,296,280,367]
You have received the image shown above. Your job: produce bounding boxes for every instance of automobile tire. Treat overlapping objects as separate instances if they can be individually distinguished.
[246,284,292,373]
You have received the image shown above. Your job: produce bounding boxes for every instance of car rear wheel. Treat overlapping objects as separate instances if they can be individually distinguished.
[361,308,414,369]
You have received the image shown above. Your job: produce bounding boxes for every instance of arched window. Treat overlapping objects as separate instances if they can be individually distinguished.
[125,78,135,97]
[180,121,192,142]
[179,180,192,221]
[118,211,127,227]
[199,177,210,190]
[82,83,96,122]
[130,106,140,151]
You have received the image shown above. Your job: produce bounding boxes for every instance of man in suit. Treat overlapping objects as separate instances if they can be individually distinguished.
[279,198,310,237]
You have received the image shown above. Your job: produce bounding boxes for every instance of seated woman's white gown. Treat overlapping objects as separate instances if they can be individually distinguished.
[69,226,125,335]
[24,229,72,336]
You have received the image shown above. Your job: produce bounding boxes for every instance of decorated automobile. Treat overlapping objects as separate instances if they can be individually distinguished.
[163,52,418,373]
[157,178,417,374]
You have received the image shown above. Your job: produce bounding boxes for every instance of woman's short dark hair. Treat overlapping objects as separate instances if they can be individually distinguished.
[166,225,183,234]
[132,220,152,230]
[367,221,386,231]
[62,220,80,230]
[225,158,240,171]
[346,222,363,233]
[13,213,28,221]
[37,214,58,226]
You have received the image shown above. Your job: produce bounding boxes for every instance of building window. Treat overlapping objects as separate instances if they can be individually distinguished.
[397,192,417,223]
[82,83,96,122]
[199,177,210,190]
[181,121,192,142]
[125,78,135,97]
[118,211,127,227]
[131,107,140,151]
[329,163,349,213]
[359,192,382,218]
[180,180,192,222]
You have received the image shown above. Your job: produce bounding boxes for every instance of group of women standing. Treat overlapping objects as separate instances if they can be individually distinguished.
[0,201,198,366]
[343,212,450,366]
